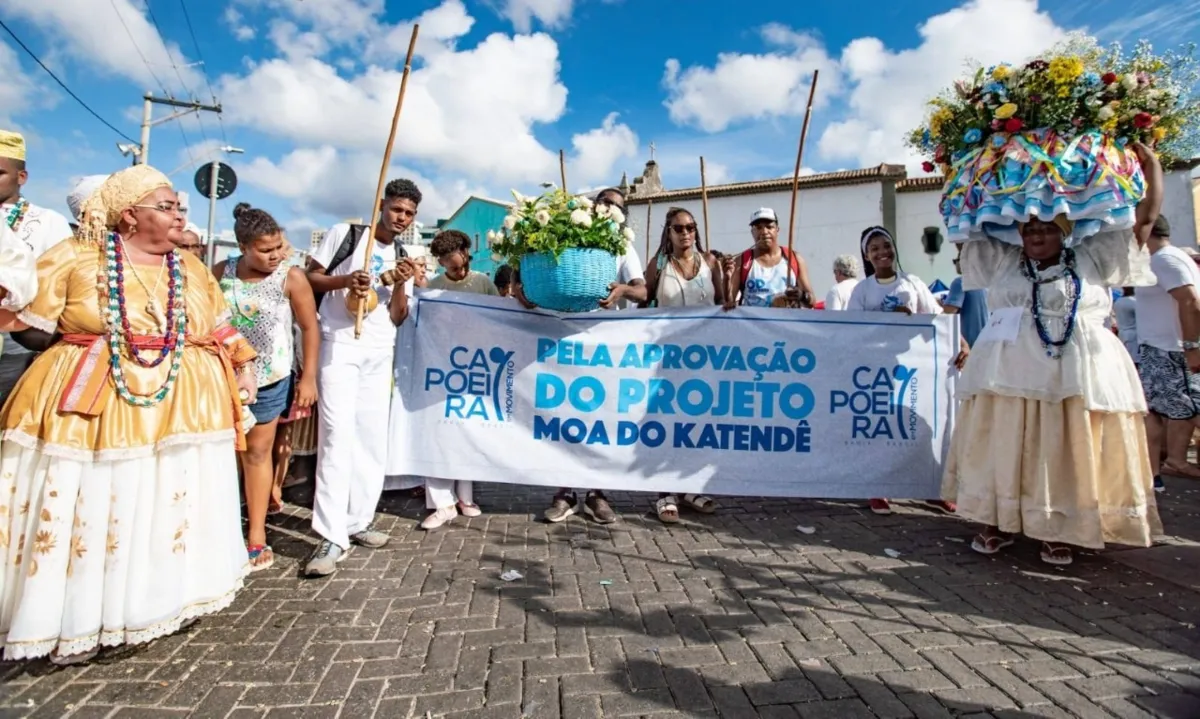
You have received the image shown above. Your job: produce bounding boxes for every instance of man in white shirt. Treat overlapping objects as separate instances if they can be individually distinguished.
[1135,215,1200,486]
[303,178,421,576]
[824,254,859,310]
[515,187,647,524]
[0,131,73,357]
[721,208,814,308]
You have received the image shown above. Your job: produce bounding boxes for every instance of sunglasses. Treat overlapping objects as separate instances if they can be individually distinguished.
[670,223,697,235]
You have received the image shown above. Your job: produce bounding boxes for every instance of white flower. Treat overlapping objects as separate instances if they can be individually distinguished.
[578,196,594,210]
[486,230,497,243]
[1098,105,1115,121]
[511,189,525,204]
[609,207,626,225]
[491,253,503,262]
[622,226,636,242]
[595,203,611,218]
[1122,74,1138,91]
[535,209,551,226]
[503,215,518,230]
[569,209,592,227]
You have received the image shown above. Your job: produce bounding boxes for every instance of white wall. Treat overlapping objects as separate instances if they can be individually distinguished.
[626,183,885,299]
[1163,167,1198,248]
[895,189,958,288]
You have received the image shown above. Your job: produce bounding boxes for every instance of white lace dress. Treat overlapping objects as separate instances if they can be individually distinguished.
[942,229,1161,548]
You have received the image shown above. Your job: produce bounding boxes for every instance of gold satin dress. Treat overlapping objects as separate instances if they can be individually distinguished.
[0,239,254,660]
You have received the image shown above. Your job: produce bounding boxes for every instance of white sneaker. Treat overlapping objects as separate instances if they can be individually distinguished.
[421,506,458,530]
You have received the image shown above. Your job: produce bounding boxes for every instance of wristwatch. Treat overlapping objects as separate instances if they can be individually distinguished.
[1183,341,1200,351]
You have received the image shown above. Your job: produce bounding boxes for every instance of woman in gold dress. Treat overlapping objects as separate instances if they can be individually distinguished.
[0,166,257,664]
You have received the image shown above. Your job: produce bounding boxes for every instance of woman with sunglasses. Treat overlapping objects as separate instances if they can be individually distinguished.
[642,207,726,523]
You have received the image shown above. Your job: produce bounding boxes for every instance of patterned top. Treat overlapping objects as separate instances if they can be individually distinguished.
[221,260,293,387]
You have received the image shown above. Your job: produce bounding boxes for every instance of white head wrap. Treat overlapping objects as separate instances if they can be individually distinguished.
[67,174,111,223]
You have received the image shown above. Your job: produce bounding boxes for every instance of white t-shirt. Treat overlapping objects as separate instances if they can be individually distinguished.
[3,202,72,258]
[1135,245,1200,352]
[310,223,412,348]
[428,270,499,296]
[824,278,859,310]
[844,272,942,314]
[613,242,645,311]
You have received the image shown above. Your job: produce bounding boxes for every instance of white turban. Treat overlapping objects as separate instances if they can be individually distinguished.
[66,174,111,223]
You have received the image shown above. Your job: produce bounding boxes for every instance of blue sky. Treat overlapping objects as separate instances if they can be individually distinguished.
[2,0,1197,239]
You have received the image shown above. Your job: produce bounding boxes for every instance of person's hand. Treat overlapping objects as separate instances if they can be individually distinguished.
[599,282,628,309]
[394,259,417,285]
[345,270,371,295]
[296,374,318,409]
[891,306,913,315]
[1186,348,1200,373]
[236,370,257,406]
[722,298,738,312]
[1131,140,1159,164]
[720,254,737,278]
[954,338,970,370]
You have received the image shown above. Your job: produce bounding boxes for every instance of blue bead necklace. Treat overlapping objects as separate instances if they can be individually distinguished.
[1019,248,1081,360]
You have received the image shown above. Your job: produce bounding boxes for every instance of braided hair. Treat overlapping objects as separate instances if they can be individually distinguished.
[654,207,697,267]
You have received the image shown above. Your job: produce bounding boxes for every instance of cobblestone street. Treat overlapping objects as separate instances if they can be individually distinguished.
[1,349,1200,718]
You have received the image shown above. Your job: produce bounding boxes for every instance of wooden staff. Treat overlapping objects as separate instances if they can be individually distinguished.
[559,149,568,193]
[645,200,653,259]
[353,24,420,339]
[699,156,711,254]
[785,70,819,289]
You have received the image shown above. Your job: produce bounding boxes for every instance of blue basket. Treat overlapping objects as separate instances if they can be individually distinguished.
[520,249,618,313]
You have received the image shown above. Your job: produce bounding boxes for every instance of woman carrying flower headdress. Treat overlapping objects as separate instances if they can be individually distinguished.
[943,143,1163,566]
[0,165,257,664]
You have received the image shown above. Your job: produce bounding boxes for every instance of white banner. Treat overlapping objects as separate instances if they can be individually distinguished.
[387,291,959,499]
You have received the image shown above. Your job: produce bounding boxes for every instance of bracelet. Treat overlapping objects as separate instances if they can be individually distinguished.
[1183,341,1200,351]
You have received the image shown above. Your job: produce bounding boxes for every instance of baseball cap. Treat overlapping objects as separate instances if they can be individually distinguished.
[1151,215,1170,238]
[750,208,778,225]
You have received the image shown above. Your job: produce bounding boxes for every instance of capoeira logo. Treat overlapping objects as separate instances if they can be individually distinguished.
[829,364,920,443]
[425,345,517,423]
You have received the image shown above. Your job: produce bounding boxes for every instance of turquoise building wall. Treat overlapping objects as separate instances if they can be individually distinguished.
[435,197,510,281]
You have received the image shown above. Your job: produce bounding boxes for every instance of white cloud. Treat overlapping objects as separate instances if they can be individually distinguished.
[662,24,842,133]
[0,41,51,127]
[223,8,256,41]
[568,113,639,190]
[501,0,575,33]
[817,0,1067,170]
[3,0,205,94]
[239,145,486,221]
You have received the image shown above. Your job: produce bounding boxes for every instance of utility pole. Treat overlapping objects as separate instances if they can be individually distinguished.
[134,93,223,166]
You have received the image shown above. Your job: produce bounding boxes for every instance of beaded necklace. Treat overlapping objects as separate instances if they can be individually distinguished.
[5,197,28,232]
[103,231,187,407]
[1018,248,1081,359]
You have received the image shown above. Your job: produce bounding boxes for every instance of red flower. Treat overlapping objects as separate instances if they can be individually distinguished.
[922,161,935,173]
[1101,72,1118,85]
[1004,118,1024,132]
[991,119,1003,130]
[1133,112,1154,128]
[1029,94,1043,104]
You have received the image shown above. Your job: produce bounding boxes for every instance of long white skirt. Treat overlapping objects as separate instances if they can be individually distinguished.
[0,437,248,660]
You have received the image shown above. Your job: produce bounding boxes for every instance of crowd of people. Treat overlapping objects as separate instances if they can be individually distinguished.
[0,128,1179,665]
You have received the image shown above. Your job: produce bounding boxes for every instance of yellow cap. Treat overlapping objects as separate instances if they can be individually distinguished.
[0,131,26,162]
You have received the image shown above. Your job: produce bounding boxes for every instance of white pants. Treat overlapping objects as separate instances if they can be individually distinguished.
[425,478,473,510]
[313,340,392,549]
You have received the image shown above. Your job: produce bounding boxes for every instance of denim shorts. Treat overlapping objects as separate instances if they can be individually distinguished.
[250,375,294,424]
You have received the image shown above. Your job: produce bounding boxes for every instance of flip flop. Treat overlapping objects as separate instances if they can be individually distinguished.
[1040,542,1073,566]
[681,494,717,514]
[970,533,1014,555]
[655,496,680,524]
[248,544,275,572]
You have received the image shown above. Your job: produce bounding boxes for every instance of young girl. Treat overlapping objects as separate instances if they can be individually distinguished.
[216,203,320,569]
[420,229,497,529]
[845,226,962,516]
[643,207,725,524]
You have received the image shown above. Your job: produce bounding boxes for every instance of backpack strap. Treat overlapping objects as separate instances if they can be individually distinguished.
[781,247,801,286]
[312,224,367,310]
[738,249,754,306]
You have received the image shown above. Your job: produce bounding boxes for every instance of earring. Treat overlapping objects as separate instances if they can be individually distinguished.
[128,224,138,236]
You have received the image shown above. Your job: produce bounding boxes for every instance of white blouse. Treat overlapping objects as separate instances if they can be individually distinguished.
[956,229,1154,412]
[656,254,715,307]
[845,272,943,314]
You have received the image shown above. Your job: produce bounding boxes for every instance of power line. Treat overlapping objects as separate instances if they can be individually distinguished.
[142,0,205,166]
[109,0,171,98]
[178,0,230,144]
[0,18,138,143]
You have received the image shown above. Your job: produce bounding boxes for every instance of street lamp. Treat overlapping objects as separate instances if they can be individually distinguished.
[204,145,247,267]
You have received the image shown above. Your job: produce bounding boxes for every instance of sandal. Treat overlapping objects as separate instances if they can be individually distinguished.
[1040,542,1073,566]
[681,494,717,514]
[656,496,680,524]
[267,499,284,516]
[49,645,100,666]
[970,532,1014,555]
[248,544,275,572]
[1160,460,1200,480]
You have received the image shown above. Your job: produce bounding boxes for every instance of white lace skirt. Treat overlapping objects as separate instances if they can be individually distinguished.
[0,437,248,660]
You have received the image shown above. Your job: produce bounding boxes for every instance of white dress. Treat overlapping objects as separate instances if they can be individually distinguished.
[656,254,715,307]
[942,229,1160,548]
